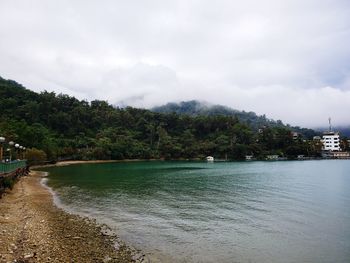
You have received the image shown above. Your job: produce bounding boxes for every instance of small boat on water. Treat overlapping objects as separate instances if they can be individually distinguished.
[206,156,214,162]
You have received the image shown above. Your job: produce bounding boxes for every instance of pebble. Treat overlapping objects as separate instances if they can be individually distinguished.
[103,256,112,262]
[0,171,138,263]
[24,253,34,259]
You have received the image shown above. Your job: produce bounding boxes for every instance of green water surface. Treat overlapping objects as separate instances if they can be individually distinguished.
[41,160,350,262]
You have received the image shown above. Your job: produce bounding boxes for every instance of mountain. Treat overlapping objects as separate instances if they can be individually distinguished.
[1,76,327,162]
[152,100,319,138]
[315,126,350,137]
[336,127,350,137]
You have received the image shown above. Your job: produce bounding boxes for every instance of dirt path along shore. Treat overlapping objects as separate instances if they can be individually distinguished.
[0,171,136,263]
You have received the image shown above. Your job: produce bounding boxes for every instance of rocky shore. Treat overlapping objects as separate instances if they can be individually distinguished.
[0,171,145,263]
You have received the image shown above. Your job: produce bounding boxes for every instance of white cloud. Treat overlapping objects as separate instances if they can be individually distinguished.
[0,0,350,127]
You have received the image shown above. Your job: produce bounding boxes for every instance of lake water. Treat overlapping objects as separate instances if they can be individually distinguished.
[41,160,350,262]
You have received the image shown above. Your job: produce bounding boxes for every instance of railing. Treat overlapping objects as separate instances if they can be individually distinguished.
[0,160,27,174]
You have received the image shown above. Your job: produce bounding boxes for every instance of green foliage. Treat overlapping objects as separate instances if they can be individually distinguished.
[0,76,320,161]
[2,177,15,190]
[26,148,47,165]
[152,100,319,138]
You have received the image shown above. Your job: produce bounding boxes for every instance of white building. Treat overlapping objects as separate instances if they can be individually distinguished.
[322,131,341,151]
[292,132,299,140]
[266,155,279,160]
[245,155,254,161]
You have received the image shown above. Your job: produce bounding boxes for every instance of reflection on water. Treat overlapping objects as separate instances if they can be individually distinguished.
[41,160,350,262]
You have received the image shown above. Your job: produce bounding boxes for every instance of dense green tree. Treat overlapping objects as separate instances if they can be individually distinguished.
[26,148,47,165]
[0,76,322,161]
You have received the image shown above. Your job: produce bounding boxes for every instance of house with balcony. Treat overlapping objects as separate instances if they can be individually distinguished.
[322,131,341,152]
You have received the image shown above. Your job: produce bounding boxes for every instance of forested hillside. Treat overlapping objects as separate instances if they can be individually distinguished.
[152,101,318,138]
[0,76,322,161]
[316,126,350,137]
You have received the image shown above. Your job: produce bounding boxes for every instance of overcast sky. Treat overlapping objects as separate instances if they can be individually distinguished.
[1,0,350,127]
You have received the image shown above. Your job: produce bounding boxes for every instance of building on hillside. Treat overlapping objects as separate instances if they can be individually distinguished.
[292,132,299,140]
[245,155,254,161]
[266,155,279,160]
[297,155,305,160]
[322,131,341,152]
[258,126,267,134]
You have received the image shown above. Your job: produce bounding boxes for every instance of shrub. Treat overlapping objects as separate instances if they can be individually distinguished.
[26,148,47,165]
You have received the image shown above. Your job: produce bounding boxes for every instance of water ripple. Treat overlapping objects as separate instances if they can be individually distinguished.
[42,160,350,263]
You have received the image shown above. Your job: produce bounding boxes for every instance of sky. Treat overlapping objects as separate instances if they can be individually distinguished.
[0,0,350,128]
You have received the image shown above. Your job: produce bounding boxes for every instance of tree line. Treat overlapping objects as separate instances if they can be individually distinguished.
[0,76,326,163]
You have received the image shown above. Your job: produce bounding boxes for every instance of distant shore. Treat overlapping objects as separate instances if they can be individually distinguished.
[31,159,120,169]
[30,159,165,169]
[30,157,350,171]
[0,170,145,262]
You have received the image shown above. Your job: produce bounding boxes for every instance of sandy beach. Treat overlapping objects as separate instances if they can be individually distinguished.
[0,170,142,263]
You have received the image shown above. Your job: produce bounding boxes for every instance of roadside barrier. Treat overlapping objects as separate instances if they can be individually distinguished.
[0,160,28,198]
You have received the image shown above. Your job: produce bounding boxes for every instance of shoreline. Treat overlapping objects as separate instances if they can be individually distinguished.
[30,157,350,171]
[30,159,168,170]
[0,170,146,262]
